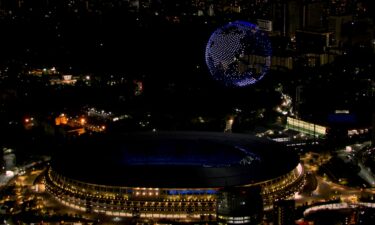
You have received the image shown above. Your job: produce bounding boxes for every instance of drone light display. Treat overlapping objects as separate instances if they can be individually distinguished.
[205,21,272,87]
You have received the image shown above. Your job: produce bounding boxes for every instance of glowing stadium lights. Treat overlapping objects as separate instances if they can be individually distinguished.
[205,21,272,87]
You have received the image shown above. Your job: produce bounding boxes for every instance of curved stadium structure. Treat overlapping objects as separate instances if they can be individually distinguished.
[44,132,304,221]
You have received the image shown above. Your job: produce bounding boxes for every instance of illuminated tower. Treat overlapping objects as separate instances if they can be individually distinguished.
[208,3,214,16]
[3,148,15,172]
[224,116,234,133]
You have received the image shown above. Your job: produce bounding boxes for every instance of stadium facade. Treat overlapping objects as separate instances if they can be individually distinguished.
[44,132,304,223]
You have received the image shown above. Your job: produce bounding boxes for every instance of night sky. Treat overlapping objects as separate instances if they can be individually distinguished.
[0,0,374,148]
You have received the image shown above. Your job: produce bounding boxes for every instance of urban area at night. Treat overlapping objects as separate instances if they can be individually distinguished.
[0,0,375,224]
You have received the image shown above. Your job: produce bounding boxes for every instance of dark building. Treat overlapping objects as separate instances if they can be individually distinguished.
[302,0,327,29]
[273,199,296,225]
[270,0,327,37]
[328,15,353,47]
[217,186,263,225]
[272,0,303,36]
[296,30,333,54]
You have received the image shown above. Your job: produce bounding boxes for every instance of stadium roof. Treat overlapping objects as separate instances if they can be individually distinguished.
[51,131,299,188]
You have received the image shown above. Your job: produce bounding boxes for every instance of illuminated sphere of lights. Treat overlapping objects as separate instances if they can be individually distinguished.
[205,21,272,87]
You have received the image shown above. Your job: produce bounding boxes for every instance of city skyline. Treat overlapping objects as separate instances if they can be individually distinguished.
[0,0,375,224]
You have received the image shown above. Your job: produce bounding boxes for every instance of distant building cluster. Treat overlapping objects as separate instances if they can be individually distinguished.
[0,0,372,73]
[28,67,77,85]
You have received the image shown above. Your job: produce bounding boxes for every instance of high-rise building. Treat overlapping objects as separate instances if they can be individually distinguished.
[302,0,327,29]
[296,30,333,54]
[328,15,353,47]
[328,0,355,16]
[270,0,331,37]
[270,0,304,37]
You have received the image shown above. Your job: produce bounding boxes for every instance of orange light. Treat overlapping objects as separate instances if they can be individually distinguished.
[25,118,30,123]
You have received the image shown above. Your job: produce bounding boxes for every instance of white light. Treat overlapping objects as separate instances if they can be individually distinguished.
[296,163,303,175]
[5,170,14,177]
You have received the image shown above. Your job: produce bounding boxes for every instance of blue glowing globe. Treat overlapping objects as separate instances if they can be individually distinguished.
[205,21,272,87]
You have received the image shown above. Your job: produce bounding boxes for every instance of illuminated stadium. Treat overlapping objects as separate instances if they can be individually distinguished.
[44,132,304,221]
